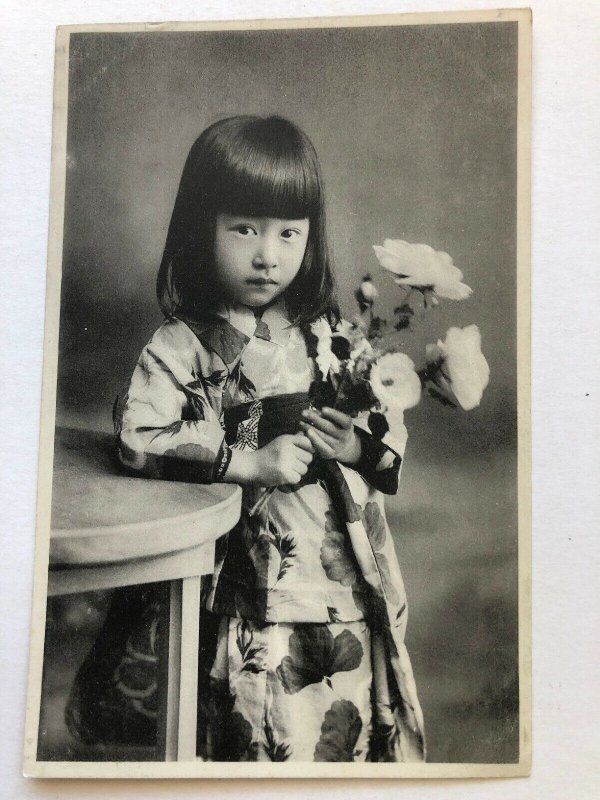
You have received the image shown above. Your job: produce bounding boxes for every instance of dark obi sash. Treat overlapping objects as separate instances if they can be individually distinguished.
[222,391,401,496]
[223,392,311,449]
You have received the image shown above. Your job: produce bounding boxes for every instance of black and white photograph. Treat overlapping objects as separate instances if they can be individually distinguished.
[22,9,531,779]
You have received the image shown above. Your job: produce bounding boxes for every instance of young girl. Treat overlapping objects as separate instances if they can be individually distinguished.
[66,115,425,762]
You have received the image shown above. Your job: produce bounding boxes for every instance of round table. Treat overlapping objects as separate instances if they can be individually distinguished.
[48,427,242,761]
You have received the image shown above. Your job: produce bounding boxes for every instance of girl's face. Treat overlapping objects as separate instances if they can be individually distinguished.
[213,213,310,308]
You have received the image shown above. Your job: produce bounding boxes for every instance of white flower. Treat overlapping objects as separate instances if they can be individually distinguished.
[426,325,490,410]
[310,318,337,379]
[373,239,472,300]
[355,274,379,312]
[370,352,422,412]
[359,276,378,303]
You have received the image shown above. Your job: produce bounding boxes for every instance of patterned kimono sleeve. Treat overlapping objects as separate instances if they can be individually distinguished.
[114,320,231,483]
[348,417,404,495]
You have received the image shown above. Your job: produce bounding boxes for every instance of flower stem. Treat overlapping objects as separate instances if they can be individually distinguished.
[331,362,349,408]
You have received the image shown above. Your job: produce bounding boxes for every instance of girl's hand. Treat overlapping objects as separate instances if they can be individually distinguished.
[299,407,362,465]
[226,434,314,486]
[255,433,314,486]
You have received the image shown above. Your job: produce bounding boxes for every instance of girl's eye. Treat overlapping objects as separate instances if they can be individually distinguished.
[281,229,300,240]
[232,224,256,236]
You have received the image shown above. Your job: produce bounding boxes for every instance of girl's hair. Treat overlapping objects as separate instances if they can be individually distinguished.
[157,115,339,327]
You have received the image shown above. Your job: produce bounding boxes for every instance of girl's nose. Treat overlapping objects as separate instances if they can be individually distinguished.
[253,238,277,270]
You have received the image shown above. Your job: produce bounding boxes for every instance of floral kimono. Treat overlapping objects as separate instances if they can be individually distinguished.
[66,299,425,762]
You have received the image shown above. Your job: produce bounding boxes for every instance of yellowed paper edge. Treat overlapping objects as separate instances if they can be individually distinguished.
[516,5,533,778]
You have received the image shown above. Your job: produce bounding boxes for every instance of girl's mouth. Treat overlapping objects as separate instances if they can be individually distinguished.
[246,278,278,286]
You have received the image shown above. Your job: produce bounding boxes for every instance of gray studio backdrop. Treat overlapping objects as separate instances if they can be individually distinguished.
[50,23,518,762]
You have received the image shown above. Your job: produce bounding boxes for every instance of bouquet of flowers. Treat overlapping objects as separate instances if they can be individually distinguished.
[249,239,490,516]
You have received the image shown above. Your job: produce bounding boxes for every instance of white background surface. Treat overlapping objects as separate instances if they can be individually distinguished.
[1,0,598,797]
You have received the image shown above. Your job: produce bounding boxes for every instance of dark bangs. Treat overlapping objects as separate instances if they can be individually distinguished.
[157,115,339,328]
[208,116,322,221]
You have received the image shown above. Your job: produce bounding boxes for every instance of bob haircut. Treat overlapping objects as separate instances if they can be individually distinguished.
[157,115,339,327]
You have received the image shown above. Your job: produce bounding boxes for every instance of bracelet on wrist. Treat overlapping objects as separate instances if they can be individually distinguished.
[214,444,233,481]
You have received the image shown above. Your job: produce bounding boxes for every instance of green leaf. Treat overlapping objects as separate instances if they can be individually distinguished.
[228,361,257,400]
[182,392,206,420]
[276,626,364,695]
[263,714,292,761]
[314,699,363,761]
[320,508,359,587]
[360,502,400,604]
[153,420,184,439]
[188,369,227,392]
[362,502,386,550]
[235,621,266,674]
[367,316,388,340]
[267,520,297,582]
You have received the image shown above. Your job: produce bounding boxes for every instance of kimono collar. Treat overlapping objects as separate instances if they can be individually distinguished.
[256,298,294,347]
[181,297,293,366]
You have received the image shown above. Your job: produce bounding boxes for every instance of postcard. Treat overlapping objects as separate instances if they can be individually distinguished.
[23,8,531,778]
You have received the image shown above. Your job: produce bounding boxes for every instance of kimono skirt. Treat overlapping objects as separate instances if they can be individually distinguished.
[197,392,376,762]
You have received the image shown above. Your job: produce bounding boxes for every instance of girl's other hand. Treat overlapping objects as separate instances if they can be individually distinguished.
[299,407,362,466]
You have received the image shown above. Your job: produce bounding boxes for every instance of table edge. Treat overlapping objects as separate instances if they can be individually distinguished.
[50,482,242,539]
[49,483,242,566]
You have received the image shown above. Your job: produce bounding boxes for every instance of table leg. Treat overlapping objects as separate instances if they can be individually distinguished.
[156,577,201,761]
[176,575,201,761]
[156,580,180,761]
